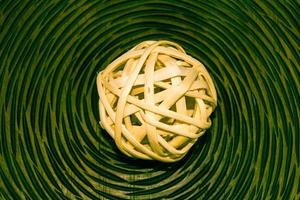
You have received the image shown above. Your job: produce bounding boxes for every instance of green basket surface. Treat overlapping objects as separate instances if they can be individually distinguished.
[0,0,299,199]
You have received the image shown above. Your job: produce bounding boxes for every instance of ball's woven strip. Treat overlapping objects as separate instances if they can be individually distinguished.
[97,40,217,162]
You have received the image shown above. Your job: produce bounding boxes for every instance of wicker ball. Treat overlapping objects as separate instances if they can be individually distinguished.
[96,40,217,162]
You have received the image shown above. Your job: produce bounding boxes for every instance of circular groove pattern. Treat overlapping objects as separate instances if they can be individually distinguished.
[0,0,299,199]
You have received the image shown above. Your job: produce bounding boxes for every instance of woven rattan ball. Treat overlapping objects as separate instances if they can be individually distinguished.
[96,40,217,162]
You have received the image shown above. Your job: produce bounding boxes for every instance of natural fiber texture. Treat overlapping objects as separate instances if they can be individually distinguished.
[97,40,217,162]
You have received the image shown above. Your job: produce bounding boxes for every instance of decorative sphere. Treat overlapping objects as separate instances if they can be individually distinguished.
[96,40,217,162]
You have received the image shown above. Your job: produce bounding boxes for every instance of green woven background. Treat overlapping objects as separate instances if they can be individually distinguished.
[0,0,299,199]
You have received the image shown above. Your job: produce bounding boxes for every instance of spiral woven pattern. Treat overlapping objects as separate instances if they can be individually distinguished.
[0,0,299,199]
[97,40,217,162]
